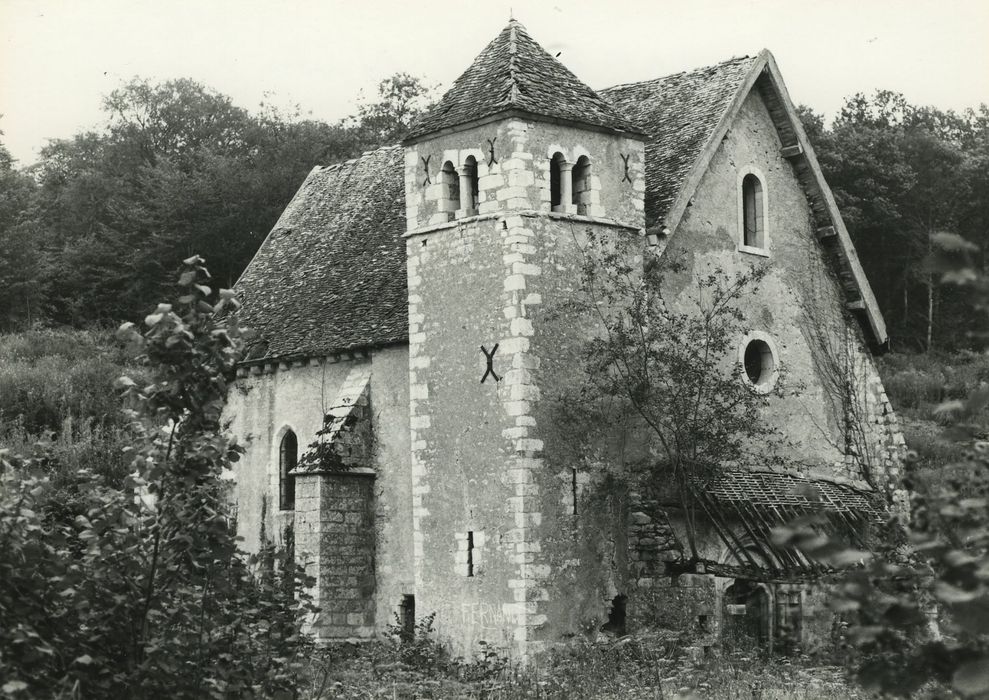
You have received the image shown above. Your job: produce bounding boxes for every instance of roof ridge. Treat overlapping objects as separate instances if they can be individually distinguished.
[317,143,402,171]
[602,54,756,94]
[508,20,520,103]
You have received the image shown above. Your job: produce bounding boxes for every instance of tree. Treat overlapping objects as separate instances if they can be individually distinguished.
[345,72,438,148]
[0,127,44,329]
[551,233,779,561]
[799,92,989,352]
[22,73,437,327]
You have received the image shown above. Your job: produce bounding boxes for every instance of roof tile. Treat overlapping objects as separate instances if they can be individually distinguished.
[602,56,758,227]
[234,146,407,362]
[406,20,639,140]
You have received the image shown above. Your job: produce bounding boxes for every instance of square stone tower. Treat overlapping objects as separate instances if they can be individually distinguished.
[401,20,646,657]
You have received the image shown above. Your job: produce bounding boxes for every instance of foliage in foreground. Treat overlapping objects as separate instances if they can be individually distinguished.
[0,258,312,699]
[299,634,871,700]
[0,328,142,490]
[776,232,989,698]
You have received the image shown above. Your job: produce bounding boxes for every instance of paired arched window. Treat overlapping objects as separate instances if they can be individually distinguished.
[741,173,766,250]
[549,152,593,214]
[279,430,297,511]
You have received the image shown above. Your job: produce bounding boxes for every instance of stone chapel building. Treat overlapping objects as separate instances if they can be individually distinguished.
[226,21,907,657]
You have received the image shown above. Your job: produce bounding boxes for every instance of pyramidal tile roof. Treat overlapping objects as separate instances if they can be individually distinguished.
[601,55,759,228]
[405,20,640,141]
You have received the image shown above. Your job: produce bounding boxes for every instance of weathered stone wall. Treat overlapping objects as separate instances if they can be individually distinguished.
[405,116,645,656]
[223,345,413,638]
[295,472,376,638]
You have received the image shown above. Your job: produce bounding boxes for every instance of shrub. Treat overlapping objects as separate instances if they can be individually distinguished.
[0,258,314,699]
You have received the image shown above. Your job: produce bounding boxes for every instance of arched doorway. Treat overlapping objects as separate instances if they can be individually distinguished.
[722,578,772,653]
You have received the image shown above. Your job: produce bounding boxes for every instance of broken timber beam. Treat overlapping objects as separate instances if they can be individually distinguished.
[781,143,803,159]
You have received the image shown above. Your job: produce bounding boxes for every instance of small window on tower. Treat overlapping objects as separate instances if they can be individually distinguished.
[461,156,479,215]
[455,530,484,576]
[550,152,566,210]
[440,161,459,216]
[572,156,592,215]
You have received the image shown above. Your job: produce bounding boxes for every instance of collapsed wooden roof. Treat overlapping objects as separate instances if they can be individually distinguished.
[694,470,885,580]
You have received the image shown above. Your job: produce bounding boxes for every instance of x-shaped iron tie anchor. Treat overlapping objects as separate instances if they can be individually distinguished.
[480,344,500,383]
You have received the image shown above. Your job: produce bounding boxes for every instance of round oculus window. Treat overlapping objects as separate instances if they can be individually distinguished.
[743,338,775,387]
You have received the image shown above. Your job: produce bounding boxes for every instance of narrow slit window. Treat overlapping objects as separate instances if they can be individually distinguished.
[572,467,578,515]
[466,531,475,577]
[550,152,565,210]
[279,430,297,511]
[742,173,764,249]
[399,594,415,642]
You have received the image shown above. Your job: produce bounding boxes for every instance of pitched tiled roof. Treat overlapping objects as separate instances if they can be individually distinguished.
[235,146,407,363]
[601,56,759,228]
[405,20,640,141]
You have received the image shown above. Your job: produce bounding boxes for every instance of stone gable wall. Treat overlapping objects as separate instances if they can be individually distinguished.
[621,87,907,654]
[665,89,906,496]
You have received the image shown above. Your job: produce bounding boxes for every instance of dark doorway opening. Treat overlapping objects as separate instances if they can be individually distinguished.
[399,594,415,642]
[724,579,771,653]
[601,594,627,636]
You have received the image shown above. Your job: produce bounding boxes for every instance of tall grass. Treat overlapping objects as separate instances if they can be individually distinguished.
[879,350,989,419]
[879,350,989,496]
[0,328,140,485]
[298,637,880,699]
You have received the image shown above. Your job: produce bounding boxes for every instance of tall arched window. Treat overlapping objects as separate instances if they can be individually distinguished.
[279,430,297,511]
[550,152,566,210]
[741,173,765,249]
[460,155,479,214]
[572,156,592,215]
[440,161,459,216]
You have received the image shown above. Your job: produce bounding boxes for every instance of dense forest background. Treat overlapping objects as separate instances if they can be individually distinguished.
[1,76,987,352]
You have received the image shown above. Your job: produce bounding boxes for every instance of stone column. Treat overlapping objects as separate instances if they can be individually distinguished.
[459,169,474,213]
[553,162,576,214]
[559,162,573,209]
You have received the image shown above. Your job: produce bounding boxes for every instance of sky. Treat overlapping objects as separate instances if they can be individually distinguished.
[2,0,988,166]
